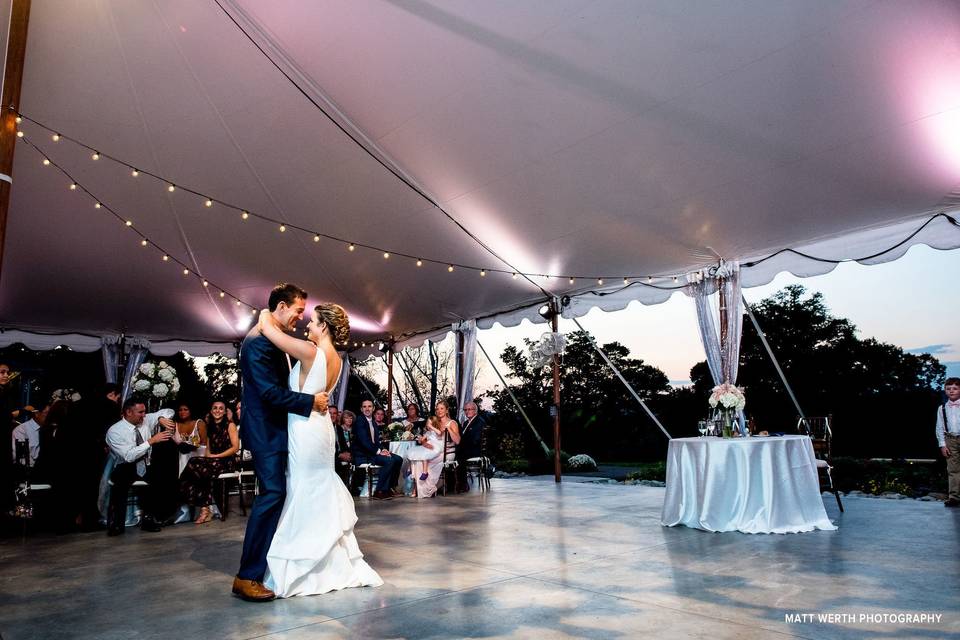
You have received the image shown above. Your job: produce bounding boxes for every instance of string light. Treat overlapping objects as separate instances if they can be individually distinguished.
[14,116,21,124]
[383,252,390,259]
[131,169,139,177]
[51,133,59,142]
[94,202,101,209]
[125,220,133,226]
[182,268,189,276]
[480,269,486,277]
[16,131,23,138]
[569,277,574,284]
[91,152,99,160]
[447,265,454,272]
[69,183,76,190]
[241,211,249,220]
[162,255,169,262]
[416,259,423,267]
[279,224,286,232]
[313,235,320,242]
[511,272,517,279]
[673,276,679,283]
[141,239,148,246]
[236,300,241,306]
[219,291,225,298]
[623,278,629,285]
[204,199,213,207]
[167,184,175,192]
[41,158,49,166]
[647,276,652,283]
[202,280,209,287]
[597,278,603,285]
[348,243,355,251]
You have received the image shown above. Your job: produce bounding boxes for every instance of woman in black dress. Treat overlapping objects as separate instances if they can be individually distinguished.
[179,400,238,524]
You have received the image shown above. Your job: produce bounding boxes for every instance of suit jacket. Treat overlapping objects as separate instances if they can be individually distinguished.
[335,425,353,455]
[238,334,314,454]
[457,414,486,459]
[351,414,382,460]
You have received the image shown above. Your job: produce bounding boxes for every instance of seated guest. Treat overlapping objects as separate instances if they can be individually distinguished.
[174,403,206,475]
[374,407,387,438]
[402,403,425,436]
[104,400,176,535]
[407,416,445,499]
[329,406,340,429]
[335,410,355,490]
[11,404,49,467]
[352,400,401,500]
[455,402,487,492]
[179,400,239,524]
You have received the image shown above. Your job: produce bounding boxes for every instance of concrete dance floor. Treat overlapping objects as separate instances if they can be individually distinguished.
[1,480,957,639]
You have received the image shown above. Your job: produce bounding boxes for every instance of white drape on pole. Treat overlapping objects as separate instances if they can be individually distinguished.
[690,262,743,386]
[100,336,121,384]
[453,320,478,419]
[120,338,151,402]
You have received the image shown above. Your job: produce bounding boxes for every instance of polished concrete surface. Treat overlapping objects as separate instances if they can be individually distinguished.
[1,480,957,639]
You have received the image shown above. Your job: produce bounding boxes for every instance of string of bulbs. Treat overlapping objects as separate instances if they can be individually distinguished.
[17,132,388,350]
[14,110,958,311]
[12,111,705,288]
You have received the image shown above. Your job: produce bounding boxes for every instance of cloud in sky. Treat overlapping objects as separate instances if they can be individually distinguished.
[906,344,952,355]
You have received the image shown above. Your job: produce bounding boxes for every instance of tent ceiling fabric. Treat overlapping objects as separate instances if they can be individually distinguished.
[2,0,959,348]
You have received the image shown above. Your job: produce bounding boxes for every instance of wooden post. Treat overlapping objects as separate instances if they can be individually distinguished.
[0,0,32,284]
[385,346,394,417]
[551,303,562,483]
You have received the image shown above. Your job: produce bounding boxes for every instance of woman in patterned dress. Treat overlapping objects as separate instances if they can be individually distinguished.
[179,400,238,524]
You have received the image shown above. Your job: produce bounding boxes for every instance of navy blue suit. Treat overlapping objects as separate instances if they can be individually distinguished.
[237,334,313,582]
[352,414,402,493]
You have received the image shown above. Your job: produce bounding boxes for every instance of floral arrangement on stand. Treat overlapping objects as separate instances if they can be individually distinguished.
[566,454,598,471]
[529,332,567,369]
[131,361,180,410]
[708,382,746,438]
[50,388,82,403]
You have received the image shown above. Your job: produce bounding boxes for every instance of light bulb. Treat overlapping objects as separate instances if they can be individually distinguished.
[448,265,454,272]
[14,116,21,124]
[623,278,629,285]
[125,220,132,226]
[131,169,139,177]
[183,268,189,275]
[141,239,148,246]
[348,243,355,252]
[91,152,99,160]
[480,270,486,277]
[16,131,23,138]
[202,280,209,287]
[204,199,213,207]
[167,184,175,192]
[647,276,652,283]
[51,134,60,142]
[313,235,320,242]
[94,203,101,209]
[569,277,574,284]
[673,276,679,283]
[511,273,517,280]
[236,300,241,306]
[597,278,603,285]
[219,291,225,298]
[162,255,169,262]
[42,158,49,166]
[69,183,77,190]
[416,259,423,267]
[279,224,286,232]
[383,252,390,259]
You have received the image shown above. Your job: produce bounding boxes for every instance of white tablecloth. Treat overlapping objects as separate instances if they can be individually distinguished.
[660,435,837,534]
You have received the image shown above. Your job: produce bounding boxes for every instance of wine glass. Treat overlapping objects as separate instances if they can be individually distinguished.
[697,420,708,437]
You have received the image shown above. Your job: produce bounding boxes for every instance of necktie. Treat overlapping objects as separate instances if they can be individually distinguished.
[134,424,146,477]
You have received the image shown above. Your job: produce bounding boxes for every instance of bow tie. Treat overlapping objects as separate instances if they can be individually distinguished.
[949,401,960,408]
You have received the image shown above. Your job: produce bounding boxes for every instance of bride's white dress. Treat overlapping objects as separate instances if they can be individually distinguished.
[264,347,382,597]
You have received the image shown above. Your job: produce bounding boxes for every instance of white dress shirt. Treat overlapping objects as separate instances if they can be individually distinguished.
[11,418,41,465]
[936,401,960,447]
[105,409,174,475]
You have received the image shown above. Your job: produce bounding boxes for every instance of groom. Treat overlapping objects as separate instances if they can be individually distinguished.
[233,283,330,602]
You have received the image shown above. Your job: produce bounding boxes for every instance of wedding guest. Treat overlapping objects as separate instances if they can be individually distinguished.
[352,400,402,500]
[174,403,206,475]
[374,407,387,429]
[407,415,445,498]
[402,403,425,435]
[329,406,340,428]
[11,404,48,466]
[455,402,487,492]
[104,399,176,535]
[335,410,355,490]
[937,377,960,507]
[179,400,239,523]
[435,400,460,493]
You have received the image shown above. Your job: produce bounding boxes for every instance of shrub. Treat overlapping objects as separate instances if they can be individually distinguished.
[565,454,597,471]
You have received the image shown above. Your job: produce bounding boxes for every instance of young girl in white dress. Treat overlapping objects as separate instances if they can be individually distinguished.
[405,416,444,490]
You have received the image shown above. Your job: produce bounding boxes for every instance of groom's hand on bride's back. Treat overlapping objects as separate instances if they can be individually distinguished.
[313,392,329,414]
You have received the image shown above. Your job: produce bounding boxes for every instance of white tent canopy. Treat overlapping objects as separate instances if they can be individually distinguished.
[1,0,959,352]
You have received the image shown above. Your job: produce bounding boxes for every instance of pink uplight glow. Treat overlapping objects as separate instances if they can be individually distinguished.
[347,313,385,333]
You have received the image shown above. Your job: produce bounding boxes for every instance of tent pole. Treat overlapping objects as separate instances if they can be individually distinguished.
[570,317,673,440]
[718,277,728,380]
[0,0,31,285]
[476,339,551,456]
[741,293,807,423]
[385,347,394,418]
[551,302,562,483]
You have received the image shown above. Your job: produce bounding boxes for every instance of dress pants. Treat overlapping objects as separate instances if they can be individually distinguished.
[356,453,402,493]
[947,434,960,501]
[238,450,287,581]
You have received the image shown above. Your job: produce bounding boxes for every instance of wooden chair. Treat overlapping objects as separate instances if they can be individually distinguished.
[797,416,843,512]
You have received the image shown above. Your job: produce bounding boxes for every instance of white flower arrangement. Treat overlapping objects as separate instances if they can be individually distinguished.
[50,388,81,403]
[708,383,746,411]
[131,361,179,404]
[529,332,566,369]
[566,454,597,470]
[385,421,408,441]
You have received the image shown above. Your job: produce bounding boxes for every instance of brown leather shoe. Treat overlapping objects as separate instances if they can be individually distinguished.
[232,577,276,602]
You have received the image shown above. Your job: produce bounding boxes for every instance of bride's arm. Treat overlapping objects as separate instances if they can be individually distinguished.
[258,310,316,363]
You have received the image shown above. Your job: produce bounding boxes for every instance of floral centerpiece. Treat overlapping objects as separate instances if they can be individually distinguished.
[384,421,410,442]
[50,388,82,403]
[708,382,746,438]
[131,361,180,410]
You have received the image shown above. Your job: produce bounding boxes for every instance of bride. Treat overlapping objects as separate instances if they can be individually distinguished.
[257,303,382,597]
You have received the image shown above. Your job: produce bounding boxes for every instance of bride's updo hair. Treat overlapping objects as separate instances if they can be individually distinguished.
[315,303,349,344]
